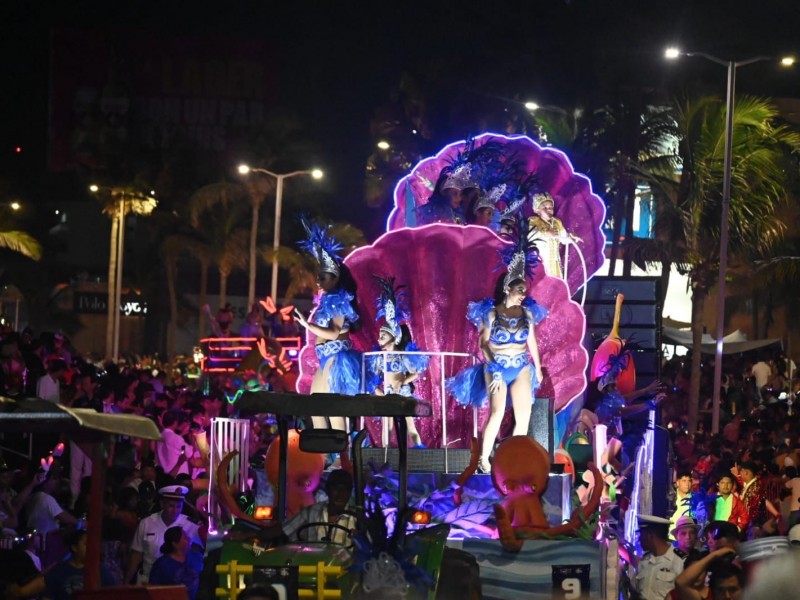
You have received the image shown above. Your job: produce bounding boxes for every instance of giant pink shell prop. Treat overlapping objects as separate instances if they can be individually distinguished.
[297,224,588,448]
[386,133,607,297]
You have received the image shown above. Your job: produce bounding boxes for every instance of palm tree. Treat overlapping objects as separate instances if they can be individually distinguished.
[91,186,158,359]
[188,183,251,308]
[0,230,41,260]
[632,95,800,433]
[262,221,367,301]
[153,209,211,356]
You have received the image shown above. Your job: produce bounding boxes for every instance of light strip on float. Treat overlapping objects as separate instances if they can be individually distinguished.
[625,408,656,546]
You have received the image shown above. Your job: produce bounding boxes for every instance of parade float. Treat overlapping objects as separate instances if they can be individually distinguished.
[207,133,654,600]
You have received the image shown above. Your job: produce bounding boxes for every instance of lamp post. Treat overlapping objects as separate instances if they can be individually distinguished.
[90,185,157,362]
[665,49,794,433]
[237,165,323,304]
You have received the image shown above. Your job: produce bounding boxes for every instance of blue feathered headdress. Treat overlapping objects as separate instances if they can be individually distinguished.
[497,215,540,290]
[298,215,343,277]
[473,151,528,214]
[440,135,507,192]
[373,275,410,344]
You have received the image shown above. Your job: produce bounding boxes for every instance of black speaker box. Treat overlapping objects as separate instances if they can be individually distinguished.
[583,276,663,384]
[360,448,472,473]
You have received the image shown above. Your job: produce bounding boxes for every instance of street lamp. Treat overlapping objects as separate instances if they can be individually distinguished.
[237,165,324,304]
[90,185,157,362]
[665,48,794,433]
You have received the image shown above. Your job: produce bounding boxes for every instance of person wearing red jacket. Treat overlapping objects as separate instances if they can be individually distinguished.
[712,473,748,531]
[738,461,767,534]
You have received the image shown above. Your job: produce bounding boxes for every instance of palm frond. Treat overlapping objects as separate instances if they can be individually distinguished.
[624,237,690,273]
[0,231,42,260]
[188,182,250,226]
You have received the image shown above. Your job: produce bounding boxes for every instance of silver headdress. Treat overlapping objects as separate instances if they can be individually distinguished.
[439,136,510,194]
[498,216,540,290]
[472,189,495,214]
[373,276,410,344]
[472,148,527,218]
[442,163,476,191]
[532,191,556,211]
[298,216,343,277]
[497,197,525,222]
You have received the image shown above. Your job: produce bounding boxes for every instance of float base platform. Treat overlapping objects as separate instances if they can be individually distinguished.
[446,538,607,599]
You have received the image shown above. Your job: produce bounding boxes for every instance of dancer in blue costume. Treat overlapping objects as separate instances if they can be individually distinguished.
[446,218,547,473]
[366,276,430,448]
[293,217,362,431]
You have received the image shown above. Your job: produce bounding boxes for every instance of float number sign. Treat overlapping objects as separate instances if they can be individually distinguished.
[552,564,590,599]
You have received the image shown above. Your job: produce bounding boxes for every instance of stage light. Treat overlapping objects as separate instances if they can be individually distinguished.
[254,506,274,520]
[411,510,431,525]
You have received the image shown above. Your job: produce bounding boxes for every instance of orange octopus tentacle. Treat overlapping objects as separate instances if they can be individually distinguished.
[216,450,265,529]
[494,504,523,552]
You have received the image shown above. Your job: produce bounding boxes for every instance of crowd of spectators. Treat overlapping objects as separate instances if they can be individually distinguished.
[0,325,284,599]
[4,321,800,599]
[628,348,800,599]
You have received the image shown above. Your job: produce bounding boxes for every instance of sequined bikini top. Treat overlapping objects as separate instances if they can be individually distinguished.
[489,311,529,345]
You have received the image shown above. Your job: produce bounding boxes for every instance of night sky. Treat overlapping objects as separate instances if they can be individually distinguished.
[2,0,799,237]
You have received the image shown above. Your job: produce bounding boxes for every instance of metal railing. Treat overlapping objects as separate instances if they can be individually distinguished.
[215,559,343,600]
[360,350,479,452]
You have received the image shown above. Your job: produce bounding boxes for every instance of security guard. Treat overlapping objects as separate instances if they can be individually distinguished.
[125,485,204,584]
[634,514,686,600]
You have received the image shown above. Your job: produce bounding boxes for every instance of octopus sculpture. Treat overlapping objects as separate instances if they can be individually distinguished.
[490,436,603,552]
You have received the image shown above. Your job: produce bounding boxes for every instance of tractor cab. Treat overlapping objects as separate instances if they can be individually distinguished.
[208,391,452,600]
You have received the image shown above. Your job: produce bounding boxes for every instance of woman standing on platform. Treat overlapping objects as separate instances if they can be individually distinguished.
[447,220,547,473]
[293,217,362,431]
[367,276,430,448]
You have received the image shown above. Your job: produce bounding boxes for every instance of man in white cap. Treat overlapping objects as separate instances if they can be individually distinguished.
[634,514,685,600]
[670,515,700,554]
[125,485,204,584]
